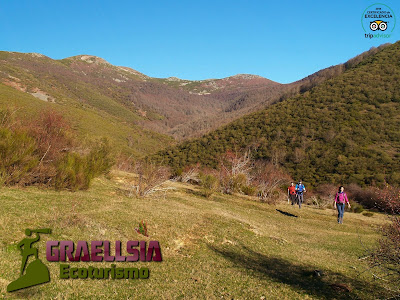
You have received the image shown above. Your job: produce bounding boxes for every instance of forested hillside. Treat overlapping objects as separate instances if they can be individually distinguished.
[152,42,400,187]
[0,45,389,140]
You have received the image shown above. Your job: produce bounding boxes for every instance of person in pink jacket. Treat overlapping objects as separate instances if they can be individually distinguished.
[334,186,351,224]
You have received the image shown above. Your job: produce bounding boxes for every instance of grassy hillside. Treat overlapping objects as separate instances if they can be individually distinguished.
[1,46,389,140]
[0,83,173,157]
[0,171,392,299]
[153,42,400,187]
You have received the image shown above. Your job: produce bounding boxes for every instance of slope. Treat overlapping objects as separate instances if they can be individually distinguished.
[0,82,173,157]
[1,46,389,141]
[152,42,400,186]
[0,171,392,299]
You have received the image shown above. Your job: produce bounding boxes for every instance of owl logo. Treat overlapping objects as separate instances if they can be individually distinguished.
[370,20,387,31]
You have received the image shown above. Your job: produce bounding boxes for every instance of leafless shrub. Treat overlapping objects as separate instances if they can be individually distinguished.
[218,150,253,194]
[128,161,172,197]
[252,161,291,204]
[115,154,135,172]
[366,187,400,297]
[180,164,200,184]
[312,184,338,208]
[346,183,379,210]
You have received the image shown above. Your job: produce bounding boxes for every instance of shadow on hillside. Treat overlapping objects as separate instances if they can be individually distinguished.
[276,209,298,218]
[208,243,381,299]
[184,188,204,198]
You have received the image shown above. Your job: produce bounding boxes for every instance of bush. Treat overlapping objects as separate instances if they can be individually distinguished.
[28,109,72,162]
[0,108,113,190]
[129,161,171,197]
[241,184,257,196]
[200,173,219,198]
[218,150,252,194]
[0,128,38,186]
[53,139,113,191]
[178,164,200,184]
[310,195,331,209]
[374,186,400,213]
[350,202,364,213]
[368,187,400,293]
[54,153,89,190]
[86,138,114,177]
[252,161,291,203]
[362,211,374,217]
[346,184,379,209]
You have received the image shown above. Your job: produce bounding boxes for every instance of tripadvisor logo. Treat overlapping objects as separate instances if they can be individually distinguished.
[362,3,396,39]
[7,228,162,292]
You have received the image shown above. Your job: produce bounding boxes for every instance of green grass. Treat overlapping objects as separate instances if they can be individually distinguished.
[0,83,173,156]
[0,171,392,299]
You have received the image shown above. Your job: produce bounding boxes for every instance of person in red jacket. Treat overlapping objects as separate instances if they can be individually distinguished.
[334,186,351,224]
[287,182,296,205]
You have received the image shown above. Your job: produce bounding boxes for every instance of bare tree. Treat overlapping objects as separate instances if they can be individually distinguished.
[252,161,291,203]
[218,149,253,194]
[128,161,172,197]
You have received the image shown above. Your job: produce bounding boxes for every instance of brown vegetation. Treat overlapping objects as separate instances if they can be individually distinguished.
[0,108,113,190]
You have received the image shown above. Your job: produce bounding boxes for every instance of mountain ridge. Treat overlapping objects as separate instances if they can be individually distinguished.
[151,41,400,187]
[0,43,393,145]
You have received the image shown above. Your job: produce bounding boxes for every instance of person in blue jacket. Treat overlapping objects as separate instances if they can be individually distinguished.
[295,181,306,208]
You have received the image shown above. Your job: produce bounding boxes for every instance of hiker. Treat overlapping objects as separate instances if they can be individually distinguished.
[334,186,351,224]
[295,181,306,208]
[287,182,296,205]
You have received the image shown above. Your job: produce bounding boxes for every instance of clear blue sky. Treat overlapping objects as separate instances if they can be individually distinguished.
[1,0,399,83]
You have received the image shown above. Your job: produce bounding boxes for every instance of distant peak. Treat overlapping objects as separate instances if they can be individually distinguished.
[67,55,111,65]
[166,77,182,81]
[228,74,265,80]
[28,53,47,58]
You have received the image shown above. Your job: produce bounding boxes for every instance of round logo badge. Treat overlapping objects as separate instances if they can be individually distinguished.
[362,3,396,38]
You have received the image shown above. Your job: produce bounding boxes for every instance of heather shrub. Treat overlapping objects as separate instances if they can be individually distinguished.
[350,202,364,213]
[241,184,257,196]
[53,138,113,191]
[54,152,89,191]
[0,128,38,186]
[0,107,114,190]
[28,109,72,162]
[86,138,114,177]
[200,173,219,198]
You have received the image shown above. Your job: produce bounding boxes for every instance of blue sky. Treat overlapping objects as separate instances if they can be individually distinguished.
[1,1,399,83]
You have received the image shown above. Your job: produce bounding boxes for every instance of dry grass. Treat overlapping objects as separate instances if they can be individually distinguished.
[0,170,393,299]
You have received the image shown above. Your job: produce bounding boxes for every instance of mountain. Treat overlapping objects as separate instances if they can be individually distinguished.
[0,52,284,140]
[152,42,400,187]
[1,45,389,142]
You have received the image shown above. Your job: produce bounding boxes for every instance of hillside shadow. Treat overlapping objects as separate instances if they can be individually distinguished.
[208,243,382,299]
[184,188,204,198]
[276,209,298,218]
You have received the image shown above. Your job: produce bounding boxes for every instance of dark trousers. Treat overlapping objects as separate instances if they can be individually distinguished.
[289,194,296,205]
[337,203,345,221]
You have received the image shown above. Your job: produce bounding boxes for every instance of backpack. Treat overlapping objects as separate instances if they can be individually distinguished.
[297,184,305,193]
